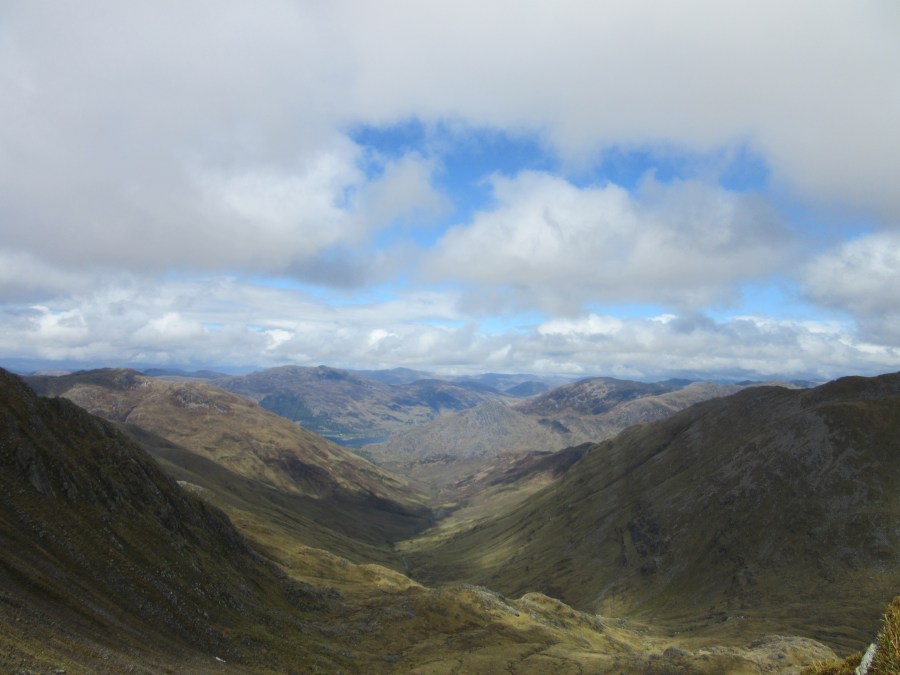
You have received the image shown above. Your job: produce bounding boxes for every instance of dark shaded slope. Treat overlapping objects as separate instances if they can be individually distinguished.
[406,373,900,651]
[0,368,337,672]
[124,422,430,565]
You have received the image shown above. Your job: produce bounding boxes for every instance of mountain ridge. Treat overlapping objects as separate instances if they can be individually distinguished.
[370,378,747,496]
[401,373,900,651]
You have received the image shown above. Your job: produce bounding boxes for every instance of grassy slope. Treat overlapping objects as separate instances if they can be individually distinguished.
[26,369,433,567]
[402,375,900,653]
[802,595,900,674]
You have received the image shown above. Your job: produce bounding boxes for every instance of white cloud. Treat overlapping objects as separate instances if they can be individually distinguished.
[132,312,205,346]
[427,172,791,313]
[539,315,624,337]
[1,277,897,381]
[0,278,466,368]
[193,143,366,269]
[358,153,449,228]
[2,1,897,280]
[0,250,91,301]
[804,232,900,343]
[0,1,438,281]
[330,0,900,218]
[524,312,900,380]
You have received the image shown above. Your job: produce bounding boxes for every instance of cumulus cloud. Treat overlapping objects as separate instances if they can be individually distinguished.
[2,276,897,381]
[2,1,898,278]
[427,172,791,313]
[358,153,450,229]
[528,312,900,380]
[0,278,465,368]
[0,1,445,282]
[330,0,900,218]
[804,232,900,343]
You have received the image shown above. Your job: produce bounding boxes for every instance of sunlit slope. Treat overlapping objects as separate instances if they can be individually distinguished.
[404,374,900,651]
[371,398,563,461]
[26,368,432,562]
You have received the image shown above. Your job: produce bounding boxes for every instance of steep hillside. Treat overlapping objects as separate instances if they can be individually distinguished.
[403,373,900,652]
[803,594,900,674]
[218,365,495,442]
[0,368,340,672]
[26,369,432,563]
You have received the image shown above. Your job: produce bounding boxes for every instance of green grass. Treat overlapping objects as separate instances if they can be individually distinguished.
[801,652,863,675]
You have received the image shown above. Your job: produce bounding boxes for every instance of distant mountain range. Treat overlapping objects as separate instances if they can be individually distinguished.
[214,365,499,443]
[367,378,750,499]
[372,378,746,462]
[137,365,570,443]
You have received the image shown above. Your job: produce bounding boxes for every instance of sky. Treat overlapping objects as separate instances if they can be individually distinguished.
[1,0,899,381]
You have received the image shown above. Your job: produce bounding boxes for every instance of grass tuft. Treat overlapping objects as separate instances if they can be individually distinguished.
[871,596,900,674]
[800,651,862,675]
